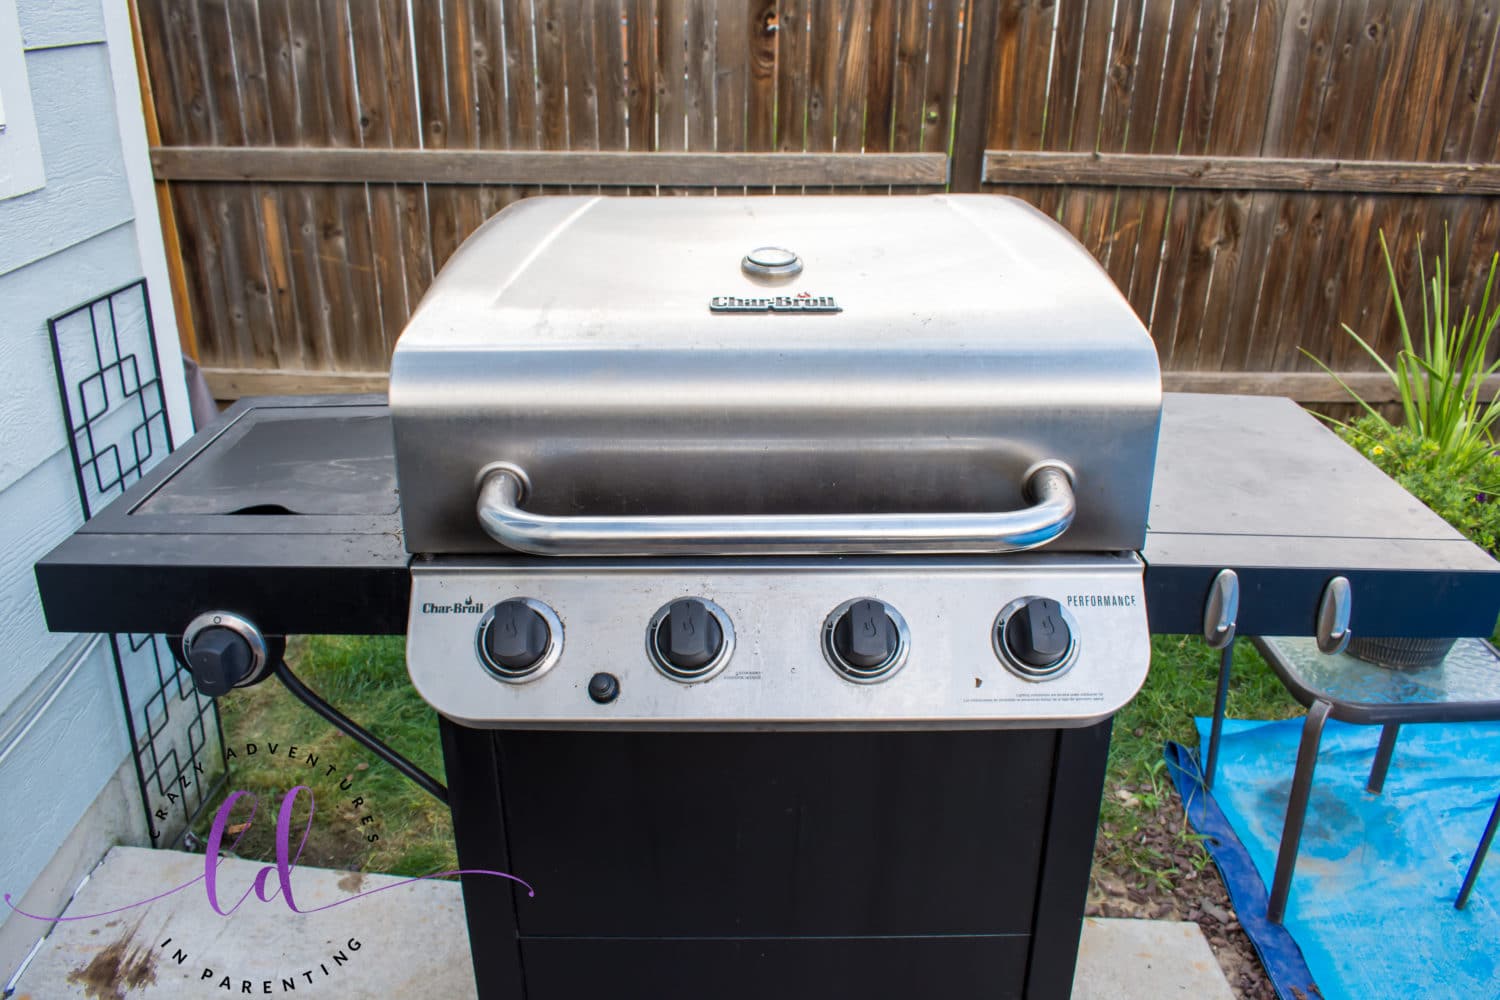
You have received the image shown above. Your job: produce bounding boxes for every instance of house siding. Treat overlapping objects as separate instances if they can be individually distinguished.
[0,0,189,964]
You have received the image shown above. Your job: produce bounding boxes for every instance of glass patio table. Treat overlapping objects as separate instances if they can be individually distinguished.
[1207,636,1500,923]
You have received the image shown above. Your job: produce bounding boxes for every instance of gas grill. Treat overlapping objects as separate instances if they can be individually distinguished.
[33,195,1500,1000]
[395,195,1161,735]
[390,196,1163,997]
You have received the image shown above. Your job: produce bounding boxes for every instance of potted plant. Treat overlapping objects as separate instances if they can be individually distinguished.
[1307,228,1500,667]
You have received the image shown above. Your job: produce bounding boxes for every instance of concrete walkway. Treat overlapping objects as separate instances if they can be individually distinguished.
[9,847,1234,998]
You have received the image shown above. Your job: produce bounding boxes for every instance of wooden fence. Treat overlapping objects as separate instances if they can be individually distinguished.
[134,0,1500,402]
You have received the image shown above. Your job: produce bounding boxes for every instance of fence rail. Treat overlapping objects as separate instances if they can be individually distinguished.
[150,147,949,186]
[133,0,1500,401]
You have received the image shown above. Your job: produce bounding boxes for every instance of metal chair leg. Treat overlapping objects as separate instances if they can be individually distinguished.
[1204,643,1234,791]
[1268,699,1333,924]
[1457,792,1500,910]
[1366,724,1400,794]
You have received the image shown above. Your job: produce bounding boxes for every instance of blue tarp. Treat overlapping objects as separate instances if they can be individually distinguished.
[1166,718,1500,1000]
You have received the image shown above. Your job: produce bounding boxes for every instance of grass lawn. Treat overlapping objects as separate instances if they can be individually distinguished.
[208,633,1302,882]
[1100,636,1301,885]
[200,635,457,877]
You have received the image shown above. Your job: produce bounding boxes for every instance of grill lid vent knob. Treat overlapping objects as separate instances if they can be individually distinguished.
[1004,598,1071,671]
[486,599,552,672]
[741,246,802,278]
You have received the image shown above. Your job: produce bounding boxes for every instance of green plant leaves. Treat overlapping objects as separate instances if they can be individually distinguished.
[1311,227,1500,477]
[1340,415,1500,554]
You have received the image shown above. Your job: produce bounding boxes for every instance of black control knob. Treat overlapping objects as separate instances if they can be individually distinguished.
[832,599,899,669]
[659,599,725,672]
[1003,598,1072,673]
[485,600,552,673]
[187,627,256,697]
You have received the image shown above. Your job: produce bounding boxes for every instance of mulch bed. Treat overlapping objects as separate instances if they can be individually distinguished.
[1088,788,1278,1000]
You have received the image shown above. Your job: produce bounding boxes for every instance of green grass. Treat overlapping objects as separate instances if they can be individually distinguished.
[198,635,456,878]
[208,633,1302,885]
[1098,635,1302,884]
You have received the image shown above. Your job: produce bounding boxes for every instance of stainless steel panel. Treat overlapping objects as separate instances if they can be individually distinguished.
[391,195,1161,555]
[405,555,1149,729]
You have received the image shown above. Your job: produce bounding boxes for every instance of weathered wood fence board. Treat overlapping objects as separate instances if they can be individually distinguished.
[150,147,949,186]
[134,0,1500,402]
[972,0,1500,382]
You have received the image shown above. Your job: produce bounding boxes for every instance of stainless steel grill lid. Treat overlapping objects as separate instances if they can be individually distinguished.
[390,194,1162,556]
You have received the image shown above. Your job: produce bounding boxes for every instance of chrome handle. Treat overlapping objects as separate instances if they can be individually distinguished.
[1202,569,1240,651]
[1316,576,1353,654]
[475,464,1076,557]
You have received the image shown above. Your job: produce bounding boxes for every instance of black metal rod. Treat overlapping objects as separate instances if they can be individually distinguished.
[1203,643,1234,791]
[272,658,448,806]
[1458,792,1500,910]
[1366,724,1400,794]
[1268,698,1333,924]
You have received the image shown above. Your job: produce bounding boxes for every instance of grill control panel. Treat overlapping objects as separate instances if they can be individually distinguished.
[407,554,1149,729]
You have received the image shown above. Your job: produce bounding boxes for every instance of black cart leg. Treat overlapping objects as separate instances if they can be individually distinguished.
[1268,699,1332,924]
[1366,724,1400,794]
[1458,792,1500,910]
[439,718,526,999]
[1025,718,1114,1000]
[1204,643,1235,791]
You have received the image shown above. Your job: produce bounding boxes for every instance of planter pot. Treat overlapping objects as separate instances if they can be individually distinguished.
[1346,635,1458,670]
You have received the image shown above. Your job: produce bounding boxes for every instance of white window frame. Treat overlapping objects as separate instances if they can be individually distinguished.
[0,0,46,200]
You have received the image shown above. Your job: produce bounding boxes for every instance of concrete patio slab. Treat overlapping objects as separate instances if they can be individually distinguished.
[1073,917,1237,1000]
[9,848,1237,999]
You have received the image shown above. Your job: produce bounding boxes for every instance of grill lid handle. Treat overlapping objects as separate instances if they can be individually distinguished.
[474,463,1076,557]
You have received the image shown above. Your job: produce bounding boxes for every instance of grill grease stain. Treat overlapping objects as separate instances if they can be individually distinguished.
[66,923,157,1000]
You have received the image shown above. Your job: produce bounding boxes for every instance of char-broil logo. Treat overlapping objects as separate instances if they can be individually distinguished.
[710,291,841,314]
[5,739,532,994]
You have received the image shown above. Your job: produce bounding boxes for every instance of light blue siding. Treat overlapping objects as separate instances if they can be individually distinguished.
[0,636,128,903]
[0,451,91,710]
[0,42,134,276]
[0,222,144,495]
[0,0,161,937]
[17,0,105,50]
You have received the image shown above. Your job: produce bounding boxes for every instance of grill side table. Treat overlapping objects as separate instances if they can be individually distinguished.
[1219,636,1500,923]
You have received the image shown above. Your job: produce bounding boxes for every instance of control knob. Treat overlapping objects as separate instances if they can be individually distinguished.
[823,598,910,682]
[649,599,734,681]
[180,611,272,697]
[477,599,562,681]
[996,598,1075,679]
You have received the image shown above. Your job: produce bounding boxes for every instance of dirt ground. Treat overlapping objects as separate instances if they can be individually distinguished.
[1088,791,1279,1000]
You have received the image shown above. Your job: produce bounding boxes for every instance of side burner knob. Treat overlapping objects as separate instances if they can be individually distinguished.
[187,628,255,696]
[997,598,1076,679]
[180,611,272,697]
